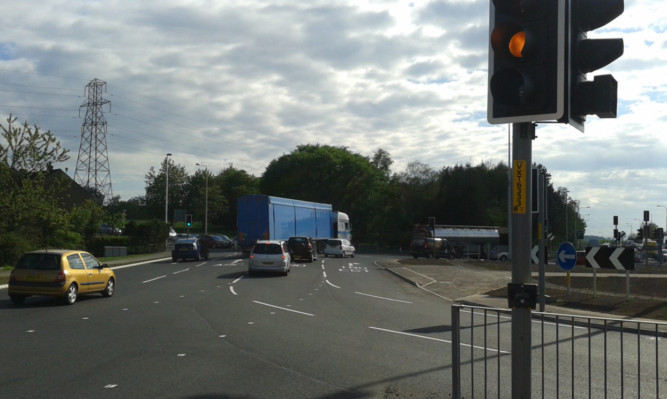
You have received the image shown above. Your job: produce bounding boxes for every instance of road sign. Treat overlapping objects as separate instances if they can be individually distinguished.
[531,245,539,264]
[556,242,577,271]
[585,246,635,270]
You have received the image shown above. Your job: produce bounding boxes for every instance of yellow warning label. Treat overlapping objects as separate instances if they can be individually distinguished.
[513,160,526,214]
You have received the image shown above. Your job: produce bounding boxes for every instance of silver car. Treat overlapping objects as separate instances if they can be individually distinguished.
[323,239,355,258]
[248,240,291,276]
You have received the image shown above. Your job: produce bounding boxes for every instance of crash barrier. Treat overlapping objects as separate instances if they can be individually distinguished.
[451,304,666,398]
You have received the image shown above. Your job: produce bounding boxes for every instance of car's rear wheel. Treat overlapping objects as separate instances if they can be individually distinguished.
[102,278,115,297]
[64,284,78,305]
[10,295,26,306]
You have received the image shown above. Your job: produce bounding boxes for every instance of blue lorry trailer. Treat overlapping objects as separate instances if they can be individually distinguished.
[237,195,350,254]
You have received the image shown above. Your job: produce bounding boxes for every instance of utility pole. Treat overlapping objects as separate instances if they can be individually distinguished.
[74,78,113,204]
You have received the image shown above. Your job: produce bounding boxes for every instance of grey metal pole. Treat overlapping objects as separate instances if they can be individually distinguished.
[538,169,546,312]
[511,122,534,399]
[165,153,171,224]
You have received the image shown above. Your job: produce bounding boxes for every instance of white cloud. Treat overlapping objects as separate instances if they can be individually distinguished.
[0,0,665,237]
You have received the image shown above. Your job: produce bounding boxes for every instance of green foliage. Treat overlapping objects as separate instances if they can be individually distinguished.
[69,200,105,246]
[259,144,388,243]
[0,115,110,266]
[144,158,190,222]
[0,114,69,172]
[0,232,34,267]
[123,219,169,254]
[48,230,85,249]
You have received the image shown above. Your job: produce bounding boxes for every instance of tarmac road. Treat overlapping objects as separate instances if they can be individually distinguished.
[3,251,665,321]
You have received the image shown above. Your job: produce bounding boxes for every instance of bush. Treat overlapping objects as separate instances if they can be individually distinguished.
[123,219,169,254]
[47,230,84,249]
[0,232,35,268]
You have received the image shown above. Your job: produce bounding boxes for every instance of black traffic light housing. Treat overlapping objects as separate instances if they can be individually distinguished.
[185,214,193,228]
[561,0,624,132]
[488,0,566,124]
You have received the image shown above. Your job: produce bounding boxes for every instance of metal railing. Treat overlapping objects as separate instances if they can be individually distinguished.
[451,304,667,398]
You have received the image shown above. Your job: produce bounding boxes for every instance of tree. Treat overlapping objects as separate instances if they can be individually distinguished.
[215,165,259,227]
[0,115,76,264]
[371,148,393,178]
[144,158,188,223]
[260,144,387,243]
[188,168,228,228]
[0,114,69,173]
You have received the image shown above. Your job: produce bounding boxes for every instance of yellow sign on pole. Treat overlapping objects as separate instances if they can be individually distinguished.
[513,160,526,214]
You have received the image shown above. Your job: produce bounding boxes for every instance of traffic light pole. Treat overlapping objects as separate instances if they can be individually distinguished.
[510,122,535,399]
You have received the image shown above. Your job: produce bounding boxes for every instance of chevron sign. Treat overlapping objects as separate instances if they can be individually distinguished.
[585,247,635,270]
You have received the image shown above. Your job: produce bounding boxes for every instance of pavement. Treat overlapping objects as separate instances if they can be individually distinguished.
[376,258,667,324]
[2,251,665,324]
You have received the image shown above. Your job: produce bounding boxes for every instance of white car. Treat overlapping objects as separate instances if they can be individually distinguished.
[248,240,291,276]
[323,239,355,258]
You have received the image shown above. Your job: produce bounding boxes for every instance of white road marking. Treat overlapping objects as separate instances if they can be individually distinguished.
[355,292,412,304]
[326,280,340,289]
[253,300,315,316]
[142,275,167,283]
[229,286,238,296]
[173,268,190,274]
[232,276,244,284]
[369,326,509,354]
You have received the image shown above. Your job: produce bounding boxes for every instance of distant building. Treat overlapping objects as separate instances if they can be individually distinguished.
[42,165,96,210]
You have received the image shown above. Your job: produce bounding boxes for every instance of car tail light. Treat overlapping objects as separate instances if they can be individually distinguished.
[55,271,66,282]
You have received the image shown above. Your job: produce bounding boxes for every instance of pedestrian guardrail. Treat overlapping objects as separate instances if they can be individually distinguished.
[451,304,666,398]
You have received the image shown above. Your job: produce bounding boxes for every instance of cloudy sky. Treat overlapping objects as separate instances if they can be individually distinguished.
[1,0,665,238]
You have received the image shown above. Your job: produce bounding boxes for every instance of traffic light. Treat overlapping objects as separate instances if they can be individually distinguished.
[488,0,566,124]
[185,214,192,228]
[562,0,624,132]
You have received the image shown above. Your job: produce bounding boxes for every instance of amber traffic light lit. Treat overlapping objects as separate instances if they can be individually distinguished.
[509,31,526,58]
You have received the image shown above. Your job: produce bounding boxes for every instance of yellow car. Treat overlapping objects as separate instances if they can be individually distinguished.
[8,249,116,306]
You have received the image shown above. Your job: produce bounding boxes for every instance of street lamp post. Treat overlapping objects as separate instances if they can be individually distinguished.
[562,190,569,242]
[165,153,172,224]
[196,163,208,235]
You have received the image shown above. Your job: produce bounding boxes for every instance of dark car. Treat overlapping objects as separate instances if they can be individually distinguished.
[287,236,317,262]
[410,237,454,259]
[172,238,209,262]
[217,235,233,248]
[198,234,230,249]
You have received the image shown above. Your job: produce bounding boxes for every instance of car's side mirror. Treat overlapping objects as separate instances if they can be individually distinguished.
[100,263,110,269]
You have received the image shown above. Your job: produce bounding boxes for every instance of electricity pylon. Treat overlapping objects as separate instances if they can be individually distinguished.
[74,78,113,204]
